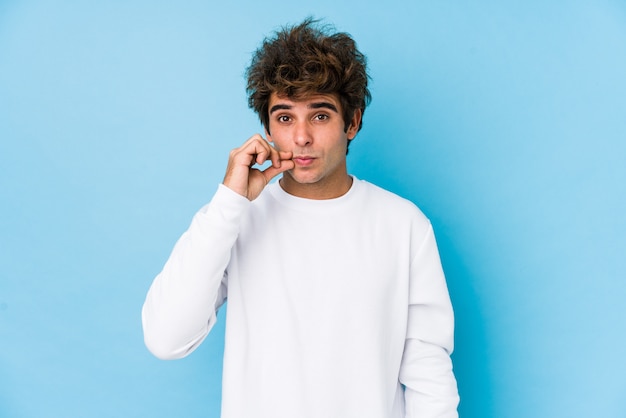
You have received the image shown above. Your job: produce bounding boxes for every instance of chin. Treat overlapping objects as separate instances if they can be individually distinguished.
[286,170,321,185]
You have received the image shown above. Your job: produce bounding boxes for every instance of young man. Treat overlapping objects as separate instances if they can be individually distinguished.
[142,18,459,418]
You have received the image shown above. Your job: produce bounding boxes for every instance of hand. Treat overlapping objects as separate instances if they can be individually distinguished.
[223,134,295,201]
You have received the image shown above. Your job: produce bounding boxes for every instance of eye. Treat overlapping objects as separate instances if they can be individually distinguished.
[314,114,329,121]
[277,115,291,123]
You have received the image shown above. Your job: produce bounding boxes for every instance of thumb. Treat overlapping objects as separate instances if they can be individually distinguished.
[262,159,295,184]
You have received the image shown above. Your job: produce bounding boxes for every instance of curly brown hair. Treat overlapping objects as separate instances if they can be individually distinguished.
[246,18,371,138]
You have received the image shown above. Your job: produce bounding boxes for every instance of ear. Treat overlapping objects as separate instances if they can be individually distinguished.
[346,109,362,140]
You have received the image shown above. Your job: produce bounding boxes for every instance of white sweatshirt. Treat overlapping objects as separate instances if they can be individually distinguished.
[142,177,459,418]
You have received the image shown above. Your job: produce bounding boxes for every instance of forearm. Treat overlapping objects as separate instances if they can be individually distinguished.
[142,185,249,359]
[400,339,459,418]
[400,224,459,417]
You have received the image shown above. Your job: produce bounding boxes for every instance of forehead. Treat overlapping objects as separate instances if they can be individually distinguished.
[269,92,341,109]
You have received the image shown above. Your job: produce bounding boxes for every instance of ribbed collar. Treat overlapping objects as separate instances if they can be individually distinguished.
[266,176,361,214]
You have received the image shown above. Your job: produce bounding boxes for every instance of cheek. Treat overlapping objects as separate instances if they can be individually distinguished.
[270,136,288,151]
[268,126,297,151]
[332,135,349,152]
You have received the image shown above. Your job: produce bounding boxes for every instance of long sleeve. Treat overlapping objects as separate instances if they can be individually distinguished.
[399,224,460,418]
[141,184,250,360]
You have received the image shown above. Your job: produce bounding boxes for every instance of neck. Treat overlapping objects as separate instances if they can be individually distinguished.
[279,173,353,200]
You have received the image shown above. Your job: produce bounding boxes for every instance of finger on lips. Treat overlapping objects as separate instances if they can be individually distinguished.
[237,134,294,170]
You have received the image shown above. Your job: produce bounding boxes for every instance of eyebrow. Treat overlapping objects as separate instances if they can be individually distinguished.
[309,102,339,112]
[269,101,339,115]
[269,104,292,114]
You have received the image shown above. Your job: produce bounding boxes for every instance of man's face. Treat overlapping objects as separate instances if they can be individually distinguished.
[266,92,361,199]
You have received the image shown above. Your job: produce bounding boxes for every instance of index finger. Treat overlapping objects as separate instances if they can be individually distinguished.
[244,135,273,166]
[266,142,284,168]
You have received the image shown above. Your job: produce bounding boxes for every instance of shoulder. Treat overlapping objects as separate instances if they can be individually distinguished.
[354,180,436,255]
[355,179,431,236]
[354,179,431,226]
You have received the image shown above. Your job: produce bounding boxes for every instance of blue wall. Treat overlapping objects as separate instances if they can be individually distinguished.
[1,1,625,417]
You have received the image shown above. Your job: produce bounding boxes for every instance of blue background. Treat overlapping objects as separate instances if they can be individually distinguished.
[1,1,625,417]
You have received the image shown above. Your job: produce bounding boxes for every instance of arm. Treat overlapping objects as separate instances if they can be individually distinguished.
[399,224,460,417]
[141,185,249,359]
[142,134,294,360]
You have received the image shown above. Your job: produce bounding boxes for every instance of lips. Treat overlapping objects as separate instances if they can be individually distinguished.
[293,156,315,166]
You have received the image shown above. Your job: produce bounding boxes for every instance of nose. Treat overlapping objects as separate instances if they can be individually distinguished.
[293,120,313,147]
